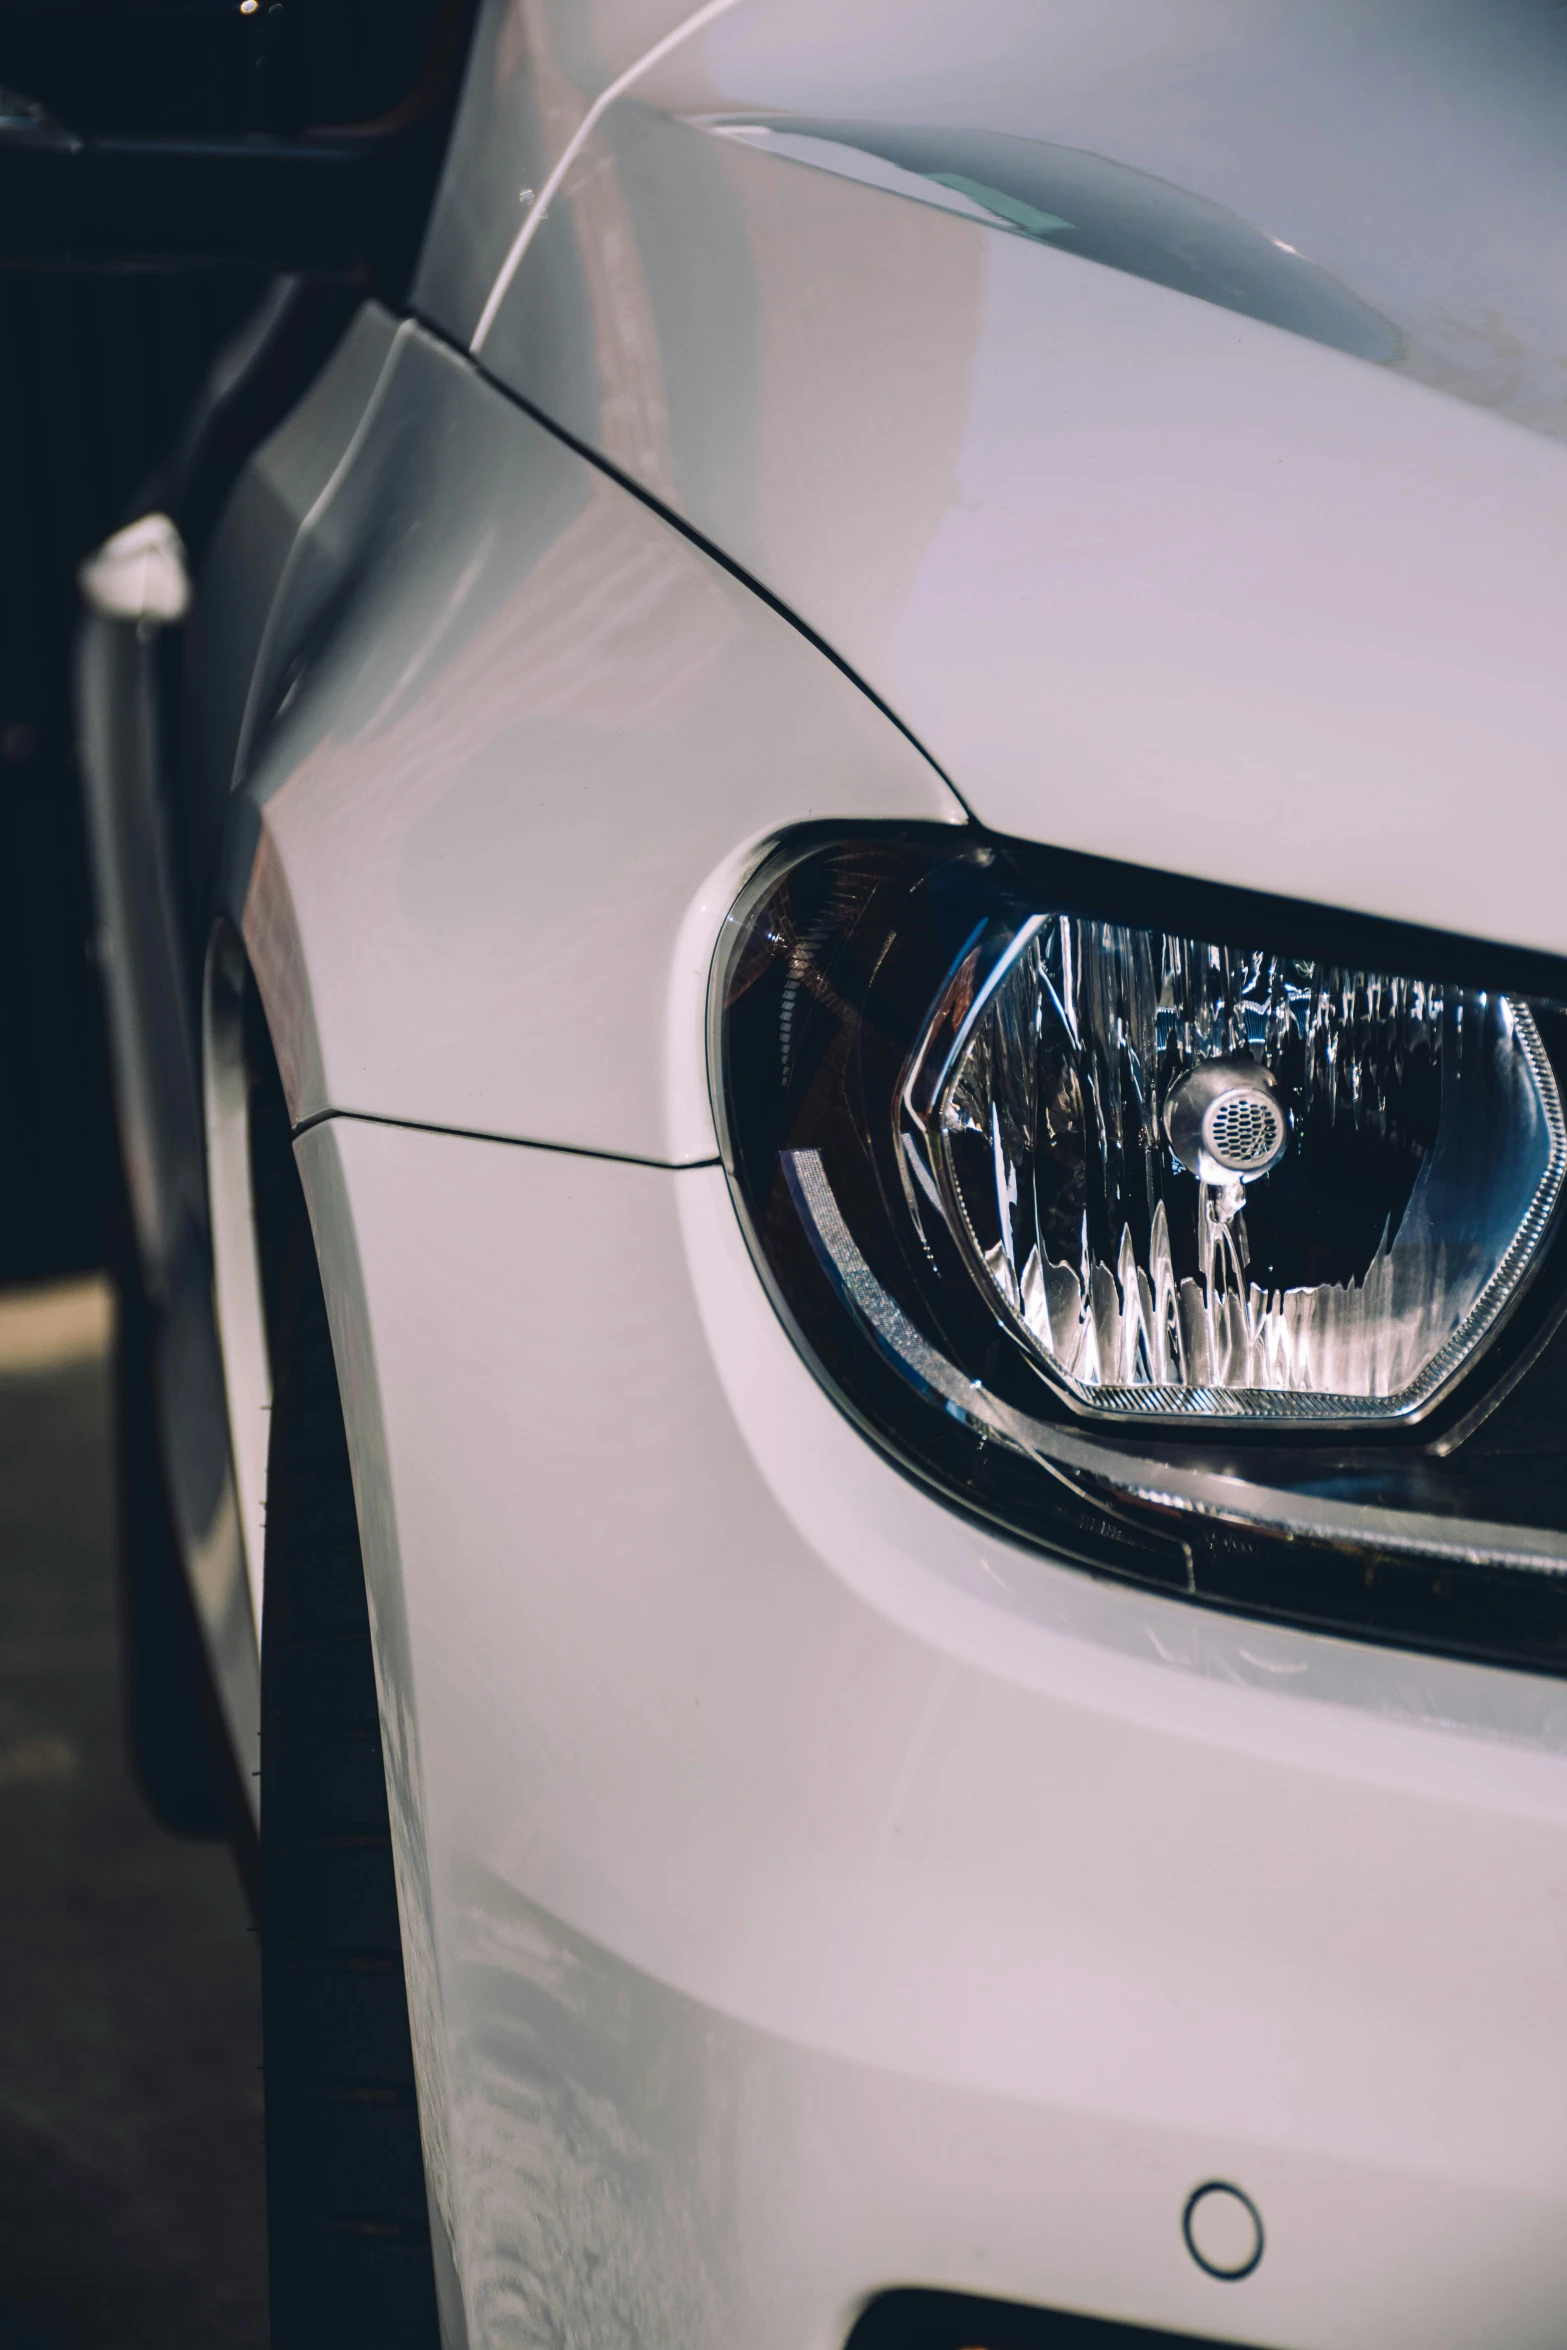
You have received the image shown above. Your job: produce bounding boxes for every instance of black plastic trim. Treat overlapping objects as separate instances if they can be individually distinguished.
[847,2290,1264,2350]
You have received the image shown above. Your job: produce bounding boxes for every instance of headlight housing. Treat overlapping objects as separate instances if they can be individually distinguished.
[714,829,1567,1672]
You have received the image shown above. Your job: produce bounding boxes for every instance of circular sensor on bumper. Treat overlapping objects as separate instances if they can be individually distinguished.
[1182,2180,1265,2280]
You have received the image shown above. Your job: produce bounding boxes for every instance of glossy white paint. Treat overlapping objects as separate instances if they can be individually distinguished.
[232,320,957,1160]
[425,0,1567,443]
[421,3,1567,956]
[416,0,740,357]
[296,1108,1567,2350]
[187,300,402,824]
[469,0,747,352]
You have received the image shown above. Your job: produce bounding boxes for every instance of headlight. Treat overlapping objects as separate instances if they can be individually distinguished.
[903,904,1562,1424]
[714,829,1567,1671]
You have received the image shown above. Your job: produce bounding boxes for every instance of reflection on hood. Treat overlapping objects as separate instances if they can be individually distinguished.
[715,118,1401,367]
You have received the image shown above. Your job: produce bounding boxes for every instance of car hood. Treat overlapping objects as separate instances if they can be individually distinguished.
[416,0,1567,955]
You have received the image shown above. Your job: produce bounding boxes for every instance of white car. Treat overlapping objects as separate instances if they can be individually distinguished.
[77,4,1567,2347]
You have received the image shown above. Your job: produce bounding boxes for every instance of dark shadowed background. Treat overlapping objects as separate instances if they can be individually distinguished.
[0,0,467,2327]
[0,269,265,1294]
[0,267,272,2350]
[0,1287,266,2349]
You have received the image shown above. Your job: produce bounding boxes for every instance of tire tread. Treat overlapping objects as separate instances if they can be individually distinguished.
[261,1204,440,2350]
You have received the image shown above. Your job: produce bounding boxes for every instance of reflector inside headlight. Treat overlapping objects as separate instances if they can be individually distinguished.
[902,915,1564,1422]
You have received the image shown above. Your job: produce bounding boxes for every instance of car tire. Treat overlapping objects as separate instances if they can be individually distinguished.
[108,1163,256,1860]
[261,1189,442,2350]
[112,1238,232,1842]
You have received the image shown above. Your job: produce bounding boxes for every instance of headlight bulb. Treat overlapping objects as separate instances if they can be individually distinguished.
[1164,1055,1290,1184]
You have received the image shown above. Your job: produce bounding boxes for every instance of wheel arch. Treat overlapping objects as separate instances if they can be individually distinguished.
[206,925,469,2348]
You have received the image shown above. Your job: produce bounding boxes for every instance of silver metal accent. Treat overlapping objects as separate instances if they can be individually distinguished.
[75,577,259,1803]
[785,1145,1567,1572]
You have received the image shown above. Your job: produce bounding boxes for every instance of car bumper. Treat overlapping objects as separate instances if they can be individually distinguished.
[297,1113,1567,2350]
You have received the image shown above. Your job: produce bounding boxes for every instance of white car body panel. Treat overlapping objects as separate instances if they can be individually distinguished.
[225,318,957,1160]
[424,0,1567,446]
[187,300,403,829]
[296,1107,1567,2350]
[418,0,1567,957]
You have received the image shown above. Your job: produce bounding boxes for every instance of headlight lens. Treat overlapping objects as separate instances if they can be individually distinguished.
[714,829,1567,1670]
[904,910,1563,1424]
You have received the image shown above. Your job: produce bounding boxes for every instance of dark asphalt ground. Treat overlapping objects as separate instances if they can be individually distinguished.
[0,1285,268,2350]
